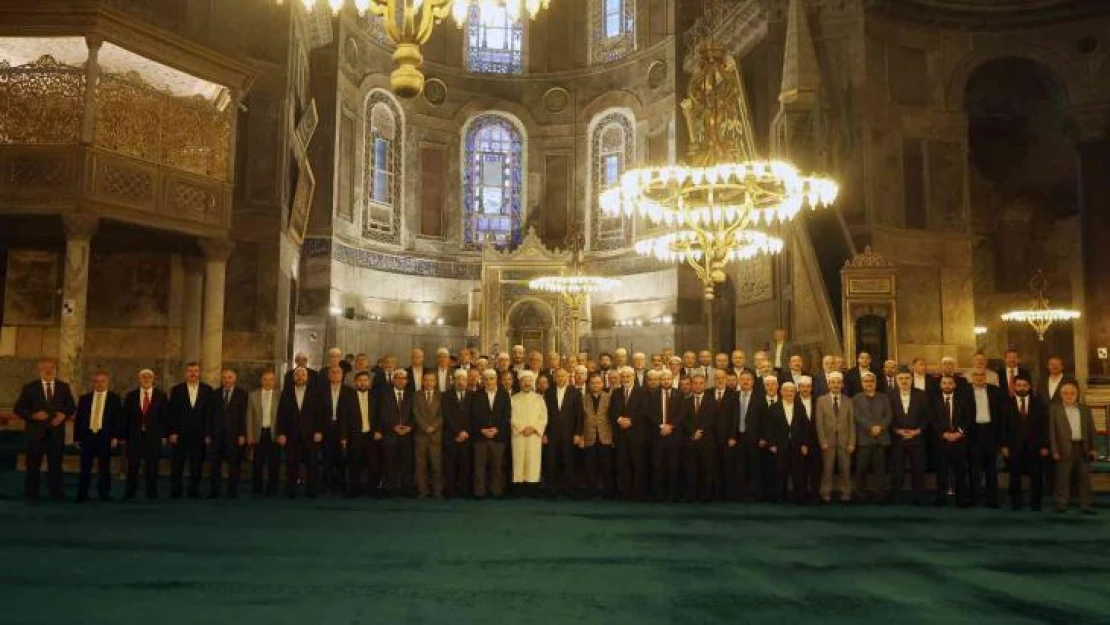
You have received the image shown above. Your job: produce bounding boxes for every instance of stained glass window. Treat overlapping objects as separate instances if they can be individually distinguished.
[463,114,524,247]
[591,0,635,64]
[363,91,403,244]
[466,3,523,74]
[591,112,635,250]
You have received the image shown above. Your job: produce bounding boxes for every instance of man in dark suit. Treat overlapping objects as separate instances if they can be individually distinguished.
[910,357,940,397]
[317,348,343,390]
[611,367,650,500]
[843,351,885,397]
[769,328,795,374]
[726,371,762,501]
[345,371,382,497]
[167,362,215,499]
[543,368,582,496]
[122,369,168,499]
[283,352,318,391]
[933,374,972,507]
[406,348,432,394]
[14,357,77,501]
[777,355,808,388]
[1037,356,1076,406]
[764,382,815,503]
[441,369,472,498]
[996,349,1032,398]
[378,369,415,496]
[1002,373,1049,511]
[752,375,781,500]
[967,368,1006,507]
[888,367,930,504]
[648,370,685,501]
[320,365,358,496]
[277,367,325,498]
[74,370,123,502]
[682,373,717,502]
[207,368,249,499]
[471,369,512,498]
[709,370,737,500]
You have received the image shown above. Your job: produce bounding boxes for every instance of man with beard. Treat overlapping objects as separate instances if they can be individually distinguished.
[1002,373,1049,511]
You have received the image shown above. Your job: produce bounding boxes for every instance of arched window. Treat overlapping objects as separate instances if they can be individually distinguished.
[466,2,523,74]
[590,111,635,250]
[463,113,525,247]
[590,0,635,64]
[363,90,403,244]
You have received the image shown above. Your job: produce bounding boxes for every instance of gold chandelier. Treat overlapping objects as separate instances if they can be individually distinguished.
[528,232,619,354]
[599,39,838,300]
[278,0,552,97]
[1001,270,1080,341]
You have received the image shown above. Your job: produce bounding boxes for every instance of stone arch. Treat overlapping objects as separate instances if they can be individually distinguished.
[943,44,1081,112]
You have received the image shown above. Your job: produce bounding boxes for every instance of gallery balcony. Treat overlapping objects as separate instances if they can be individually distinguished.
[0,0,256,238]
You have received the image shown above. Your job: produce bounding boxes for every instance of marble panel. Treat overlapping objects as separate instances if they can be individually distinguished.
[896,266,943,345]
[87,251,171,328]
[940,267,976,347]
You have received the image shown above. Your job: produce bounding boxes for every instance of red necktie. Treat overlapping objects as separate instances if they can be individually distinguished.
[142,391,151,415]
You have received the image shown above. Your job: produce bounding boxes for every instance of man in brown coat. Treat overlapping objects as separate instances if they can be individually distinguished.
[413,372,444,498]
[577,373,613,497]
[814,371,855,502]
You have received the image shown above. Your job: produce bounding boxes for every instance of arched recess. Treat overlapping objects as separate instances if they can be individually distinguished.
[506,297,556,354]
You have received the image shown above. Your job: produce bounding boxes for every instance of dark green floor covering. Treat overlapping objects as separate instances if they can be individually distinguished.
[0,473,1107,625]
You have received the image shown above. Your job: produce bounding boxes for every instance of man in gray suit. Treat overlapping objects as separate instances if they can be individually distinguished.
[815,371,854,502]
[1049,381,1098,514]
[246,370,281,497]
[413,371,444,498]
[852,372,892,502]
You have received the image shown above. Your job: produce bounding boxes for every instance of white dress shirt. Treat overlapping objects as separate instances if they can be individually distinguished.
[556,385,566,411]
[783,401,795,427]
[1065,405,1082,441]
[973,385,991,423]
[261,389,274,428]
[900,392,911,414]
[912,374,927,392]
[358,390,371,433]
[91,390,106,433]
[801,396,812,419]
[294,385,306,410]
[330,385,341,420]
[187,383,199,408]
[1047,374,1063,399]
[486,389,497,411]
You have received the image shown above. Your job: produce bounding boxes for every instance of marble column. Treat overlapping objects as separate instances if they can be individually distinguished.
[182,255,205,364]
[198,238,236,386]
[1079,138,1110,382]
[59,213,99,391]
[81,36,102,144]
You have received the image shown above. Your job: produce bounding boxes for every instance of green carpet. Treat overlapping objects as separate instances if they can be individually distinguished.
[0,473,1107,625]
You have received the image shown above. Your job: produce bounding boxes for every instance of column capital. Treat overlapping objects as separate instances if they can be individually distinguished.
[62,212,99,240]
[85,34,104,52]
[198,237,236,262]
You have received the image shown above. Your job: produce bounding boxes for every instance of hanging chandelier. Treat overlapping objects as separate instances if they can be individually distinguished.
[599,39,838,300]
[278,0,552,97]
[1001,270,1080,341]
[528,232,619,353]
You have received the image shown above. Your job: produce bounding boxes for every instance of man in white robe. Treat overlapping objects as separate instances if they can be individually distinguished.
[511,371,547,493]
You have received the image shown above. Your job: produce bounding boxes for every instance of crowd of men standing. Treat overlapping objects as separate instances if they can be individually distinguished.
[12,331,1100,514]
